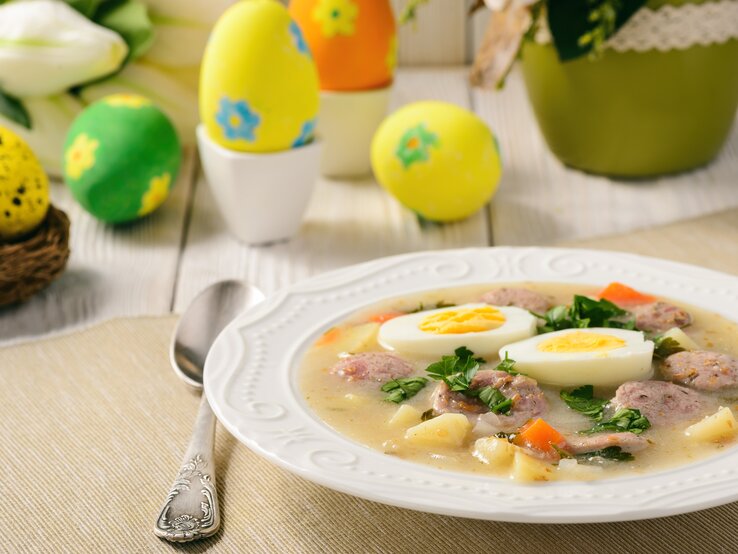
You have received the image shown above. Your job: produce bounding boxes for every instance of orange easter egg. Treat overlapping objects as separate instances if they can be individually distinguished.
[289,0,396,91]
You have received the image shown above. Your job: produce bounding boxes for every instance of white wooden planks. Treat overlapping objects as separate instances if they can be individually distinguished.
[393,0,469,65]
[173,68,488,310]
[473,70,738,246]
[0,148,198,344]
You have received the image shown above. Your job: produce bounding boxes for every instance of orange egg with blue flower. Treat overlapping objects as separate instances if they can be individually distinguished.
[289,0,396,91]
[200,0,320,152]
[62,94,181,223]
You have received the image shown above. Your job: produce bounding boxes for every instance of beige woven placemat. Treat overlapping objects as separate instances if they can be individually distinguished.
[3,209,738,553]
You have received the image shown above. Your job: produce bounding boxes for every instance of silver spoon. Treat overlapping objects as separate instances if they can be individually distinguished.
[154,280,265,542]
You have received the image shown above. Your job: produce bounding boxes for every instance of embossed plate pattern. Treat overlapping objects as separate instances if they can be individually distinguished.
[204,247,738,523]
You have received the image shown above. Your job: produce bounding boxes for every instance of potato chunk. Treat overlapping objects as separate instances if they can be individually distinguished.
[685,406,738,442]
[511,450,555,482]
[662,327,700,351]
[388,404,422,429]
[473,437,516,467]
[404,413,471,448]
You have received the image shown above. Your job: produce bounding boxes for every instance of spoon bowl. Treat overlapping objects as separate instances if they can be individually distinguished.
[171,280,265,388]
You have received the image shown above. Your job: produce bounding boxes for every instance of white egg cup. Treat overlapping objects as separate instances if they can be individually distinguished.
[197,124,322,245]
[317,84,392,179]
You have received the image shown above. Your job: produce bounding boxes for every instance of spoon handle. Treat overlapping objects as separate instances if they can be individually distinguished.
[154,395,220,542]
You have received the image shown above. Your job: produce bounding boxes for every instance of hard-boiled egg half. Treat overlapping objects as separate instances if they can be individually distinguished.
[499,328,654,387]
[378,303,537,358]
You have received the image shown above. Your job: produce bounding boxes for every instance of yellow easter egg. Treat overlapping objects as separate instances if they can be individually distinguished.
[200,0,320,152]
[371,101,502,222]
[0,127,49,241]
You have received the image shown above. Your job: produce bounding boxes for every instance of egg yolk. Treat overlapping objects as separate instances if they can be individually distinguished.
[419,307,506,334]
[537,332,626,353]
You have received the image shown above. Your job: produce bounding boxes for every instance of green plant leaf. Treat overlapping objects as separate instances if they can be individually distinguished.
[64,0,107,18]
[547,0,647,61]
[95,0,154,61]
[0,90,31,129]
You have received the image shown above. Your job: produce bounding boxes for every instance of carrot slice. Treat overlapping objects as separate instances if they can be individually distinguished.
[598,282,655,306]
[513,418,567,457]
[369,312,404,324]
[315,327,341,347]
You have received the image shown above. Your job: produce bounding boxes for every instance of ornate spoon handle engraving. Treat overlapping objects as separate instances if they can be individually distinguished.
[154,396,220,542]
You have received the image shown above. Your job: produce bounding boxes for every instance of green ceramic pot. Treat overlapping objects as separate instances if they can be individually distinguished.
[520,0,738,177]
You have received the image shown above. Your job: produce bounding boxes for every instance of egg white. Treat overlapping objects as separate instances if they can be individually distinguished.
[378,303,537,358]
[499,327,654,387]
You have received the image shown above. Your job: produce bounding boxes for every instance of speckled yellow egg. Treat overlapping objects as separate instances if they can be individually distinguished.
[63,94,181,223]
[200,0,320,152]
[0,127,49,241]
[371,101,502,222]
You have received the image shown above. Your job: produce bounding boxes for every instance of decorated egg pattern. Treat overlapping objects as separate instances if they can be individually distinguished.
[200,0,320,152]
[289,0,397,91]
[0,127,49,241]
[371,101,503,223]
[63,94,181,223]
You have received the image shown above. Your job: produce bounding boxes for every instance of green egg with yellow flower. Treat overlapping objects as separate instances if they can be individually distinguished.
[63,94,181,223]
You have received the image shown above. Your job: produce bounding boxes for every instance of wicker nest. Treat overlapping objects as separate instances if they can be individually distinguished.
[0,205,71,307]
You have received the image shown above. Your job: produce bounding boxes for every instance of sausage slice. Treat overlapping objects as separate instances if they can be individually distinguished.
[432,369,548,429]
[661,350,738,391]
[329,352,414,382]
[566,432,649,455]
[481,287,552,314]
[632,301,692,333]
[614,380,706,426]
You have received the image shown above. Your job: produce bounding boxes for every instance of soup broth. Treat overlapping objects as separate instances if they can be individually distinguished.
[299,283,738,481]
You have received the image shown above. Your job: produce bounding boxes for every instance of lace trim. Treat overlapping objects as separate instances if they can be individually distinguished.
[607,0,738,52]
[535,0,738,52]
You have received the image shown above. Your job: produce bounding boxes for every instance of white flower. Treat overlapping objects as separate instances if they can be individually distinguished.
[0,0,128,97]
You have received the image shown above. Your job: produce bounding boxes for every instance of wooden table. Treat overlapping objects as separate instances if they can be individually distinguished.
[2,67,737,344]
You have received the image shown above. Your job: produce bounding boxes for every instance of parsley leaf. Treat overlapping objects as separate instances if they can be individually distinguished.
[652,336,685,360]
[381,377,428,403]
[580,408,651,435]
[426,346,484,391]
[575,446,634,462]
[495,352,520,375]
[534,295,635,333]
[472,386,513,414]
[560,385,608,422]
[425,347,515,414]
[409,300,455,313]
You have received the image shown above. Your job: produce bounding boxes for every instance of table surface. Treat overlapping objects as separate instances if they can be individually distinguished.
[5,212,738,553]
[2,67,737,344]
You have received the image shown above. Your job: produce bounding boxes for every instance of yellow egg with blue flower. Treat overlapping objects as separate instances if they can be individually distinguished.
[63,94,181,223]
[200,0,320,152]
[371,101,502,222]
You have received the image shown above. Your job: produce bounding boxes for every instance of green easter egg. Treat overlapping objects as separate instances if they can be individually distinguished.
[63,94,181,223]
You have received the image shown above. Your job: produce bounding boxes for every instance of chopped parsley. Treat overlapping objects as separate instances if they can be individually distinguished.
[575,446,634,463]
[381,377,428,403]
[425,347,513,414]
[652,336,685,360]
[534,295,635,334]
[410,300,455,313]
[426,346,485,392]
[495,352,520,375]
[580,408,651,435]
[560,385,608,422]
[472,386,513,414]
[421,409,437,421]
